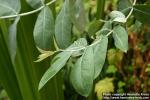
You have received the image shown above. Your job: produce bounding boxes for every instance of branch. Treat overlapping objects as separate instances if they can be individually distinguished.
[0,0,56,19]
[126,0,137,20]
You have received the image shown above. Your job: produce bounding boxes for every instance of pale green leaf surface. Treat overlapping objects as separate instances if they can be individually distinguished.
[93,36,108,79]
[118,0,131,15]
[67,38,87,51]
[26,0,43,9]
[0,0,21,16]
[55,0,72,49]
[34,6,54,50]
[70,46,94,97]
[109,11,126,23]
[0,31,23,100]
[39,51,72,90]
[113,17,126,23]
[67,38,87,57]
[69,0,86,33]
[96,21,112,36]
[8,17,20,63]
[113,25,128,52]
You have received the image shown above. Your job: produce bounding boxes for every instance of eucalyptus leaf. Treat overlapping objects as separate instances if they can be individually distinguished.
[113,25,128,52]
[8,17,20,63]
[26,0,43,9]
[0,0,21,16]
[69,0,86,33]
[70,46,94,97]
[39,51,72,90]
[55,0,72,49]
[93,36,108,79]
[133,5,150,25]
[34,6,54,50]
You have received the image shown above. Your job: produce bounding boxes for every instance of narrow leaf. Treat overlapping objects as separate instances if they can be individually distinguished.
[69,0,86,33]
[113,25,128,52]
[93,36,108,79]
[8,17,20,63]
[34,6,54,50]
[55,0,72,49]
[35,51,54,62]
[0,31,23,100]
[39,51,72,90]
[70,46,94,97]
[110,11,125,18]
[0,0,21,16]
[133,5,150,25]
[118,0,131,11]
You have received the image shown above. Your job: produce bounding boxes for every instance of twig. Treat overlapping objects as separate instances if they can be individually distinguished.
[126,0,137,20]
[0,0,56,19]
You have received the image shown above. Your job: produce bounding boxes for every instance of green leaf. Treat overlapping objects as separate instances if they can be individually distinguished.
[0,0,21,16]
[133,5,150,25]
[37,38,87,87]
[70,46,94,97]
[67,38,87,51]
[68,38,87,57]
[0,31,23,100]
[107,49,123,65]
[69,0,86,33]
[118,0,131,11]
[93,36,108,79]
[88,20,102,36]
[8,17,20,63]
[39,51,72,90]
[34,6,54,50]
[118,81,126,88]
[55,0,72,49]
[106,65,117,74]
[109,11,126,23]
[113,25,128,52]
[96,21,112,36]
[118,0,132,15]
[0,90,10,100]
[26,0,43,9]
[0,1,64,100]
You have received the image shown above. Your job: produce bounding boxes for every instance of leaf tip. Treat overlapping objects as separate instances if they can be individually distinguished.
[38,82,43,91]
